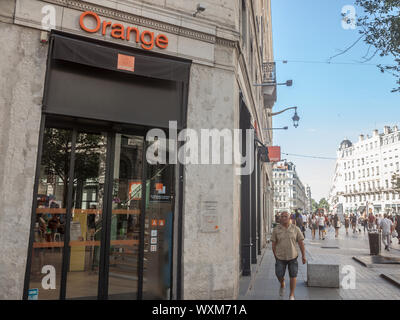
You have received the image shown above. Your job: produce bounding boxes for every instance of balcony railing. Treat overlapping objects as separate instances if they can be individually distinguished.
[262,62,276,84]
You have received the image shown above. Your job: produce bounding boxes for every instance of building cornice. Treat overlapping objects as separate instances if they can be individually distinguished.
[40,0,238,47]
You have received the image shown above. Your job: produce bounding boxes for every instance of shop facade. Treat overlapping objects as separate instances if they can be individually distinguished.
[0,0,276,299]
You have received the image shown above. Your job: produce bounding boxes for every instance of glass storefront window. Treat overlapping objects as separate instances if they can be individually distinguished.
[142,139,175,300]
[65,132,107,299]
[108,134,144,299]
[27,127,177,300]
[28,128,72,300]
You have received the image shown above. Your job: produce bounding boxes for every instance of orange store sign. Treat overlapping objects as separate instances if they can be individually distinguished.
[79,11,169,51]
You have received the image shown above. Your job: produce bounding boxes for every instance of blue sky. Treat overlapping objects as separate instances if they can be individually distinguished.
[271,0,400,201]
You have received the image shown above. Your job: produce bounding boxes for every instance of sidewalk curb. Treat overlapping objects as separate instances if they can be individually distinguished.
[380,274,400,289]
[246,246,268,294]
[352,256,369,267]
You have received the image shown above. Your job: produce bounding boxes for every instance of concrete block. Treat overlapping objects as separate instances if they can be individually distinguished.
[307,263,340,288]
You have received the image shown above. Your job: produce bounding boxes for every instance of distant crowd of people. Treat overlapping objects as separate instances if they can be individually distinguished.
[274,210,400,249]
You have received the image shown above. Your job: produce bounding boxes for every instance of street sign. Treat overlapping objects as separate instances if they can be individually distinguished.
[28,288,38,300]
[267,146,281,162]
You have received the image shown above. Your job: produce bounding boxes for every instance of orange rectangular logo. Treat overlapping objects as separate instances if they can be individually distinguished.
[117,53,135,72]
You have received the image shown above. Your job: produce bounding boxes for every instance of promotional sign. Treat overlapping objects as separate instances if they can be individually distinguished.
[150,181,171,202]
[267,146,281,162]
[129,181,142,200]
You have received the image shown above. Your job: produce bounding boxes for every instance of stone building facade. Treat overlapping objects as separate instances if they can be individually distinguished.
[0,0,276,299]
[329,126,400,216]
[273,161,307,215]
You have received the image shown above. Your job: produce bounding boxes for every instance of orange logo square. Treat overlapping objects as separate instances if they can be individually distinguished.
[155,183,163,191]
[117,54,135,72]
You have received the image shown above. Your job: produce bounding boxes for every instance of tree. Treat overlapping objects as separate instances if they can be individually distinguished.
[318,198,330,212]
[311,199,319,212]
[41,128,104,206]
[355,0,400,92]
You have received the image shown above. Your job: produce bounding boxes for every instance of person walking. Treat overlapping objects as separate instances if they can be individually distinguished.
[302,212,308,234]
[376,214,381,230]
[271,211,306,300]
[295,209,305,238]
[395,214,400,245]
[368,212,375,231]
[380,214,394,251]
[362,216,368,233]
[290,212,296,225]
[344,214,350,235]
[351,213,357,233]
[318,213,326,240]
[333,214,341,238]
[310,214,318,240]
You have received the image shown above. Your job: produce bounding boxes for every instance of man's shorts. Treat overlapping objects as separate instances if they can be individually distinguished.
[318,226,325,231]
[275,257,298,279]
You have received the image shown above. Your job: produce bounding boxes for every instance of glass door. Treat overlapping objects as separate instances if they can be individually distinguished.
[26,124,176,300]
[65,131,108,299]
[107,134,144,299]
[107,134,176,300]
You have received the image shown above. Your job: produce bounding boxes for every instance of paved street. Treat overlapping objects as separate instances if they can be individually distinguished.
[239,226,400,300]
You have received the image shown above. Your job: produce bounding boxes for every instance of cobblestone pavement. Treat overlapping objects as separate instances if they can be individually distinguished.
[239,226,400,300]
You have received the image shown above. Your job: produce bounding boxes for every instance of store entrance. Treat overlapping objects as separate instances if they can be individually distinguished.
[25,119,175,300]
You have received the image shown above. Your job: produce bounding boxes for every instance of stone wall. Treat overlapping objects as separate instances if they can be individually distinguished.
[183,62,239,299]
[0,22,47,299]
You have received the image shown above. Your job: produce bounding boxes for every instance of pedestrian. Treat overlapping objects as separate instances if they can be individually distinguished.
[275,212,280,223]
[310,214,318,240]
[344,214,350,235]
[362,216,368,233]
[351,213,357,233]
[376,214,382,231]
[356,212,362,233]
[302,212,308,234]
[318,212,326,240]
[395,214,400,245]
[271,211,307,300]
[333,214,340,238]
[380,214,394,251]
[295,209,305,238]
[290,213,296,225]
[368,212,375,231]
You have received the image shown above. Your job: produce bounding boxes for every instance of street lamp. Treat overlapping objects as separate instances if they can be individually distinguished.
[268,106,300,128]
[292,109,300,128]
[254,80,293,87]
[263,126,289,130]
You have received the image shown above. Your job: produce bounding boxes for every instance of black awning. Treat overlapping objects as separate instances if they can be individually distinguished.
[43,32,191,129]
[51,32,191,83]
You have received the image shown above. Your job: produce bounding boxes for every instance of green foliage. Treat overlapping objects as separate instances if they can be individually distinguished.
[355,0,400,92]
[311,199,319,212]
[41,128,104,203]
[318,198,330,211]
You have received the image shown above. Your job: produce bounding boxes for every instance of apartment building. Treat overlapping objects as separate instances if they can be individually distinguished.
[329,126,400,216]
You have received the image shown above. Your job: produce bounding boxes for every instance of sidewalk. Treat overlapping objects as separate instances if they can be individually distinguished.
[239,227,400,300]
